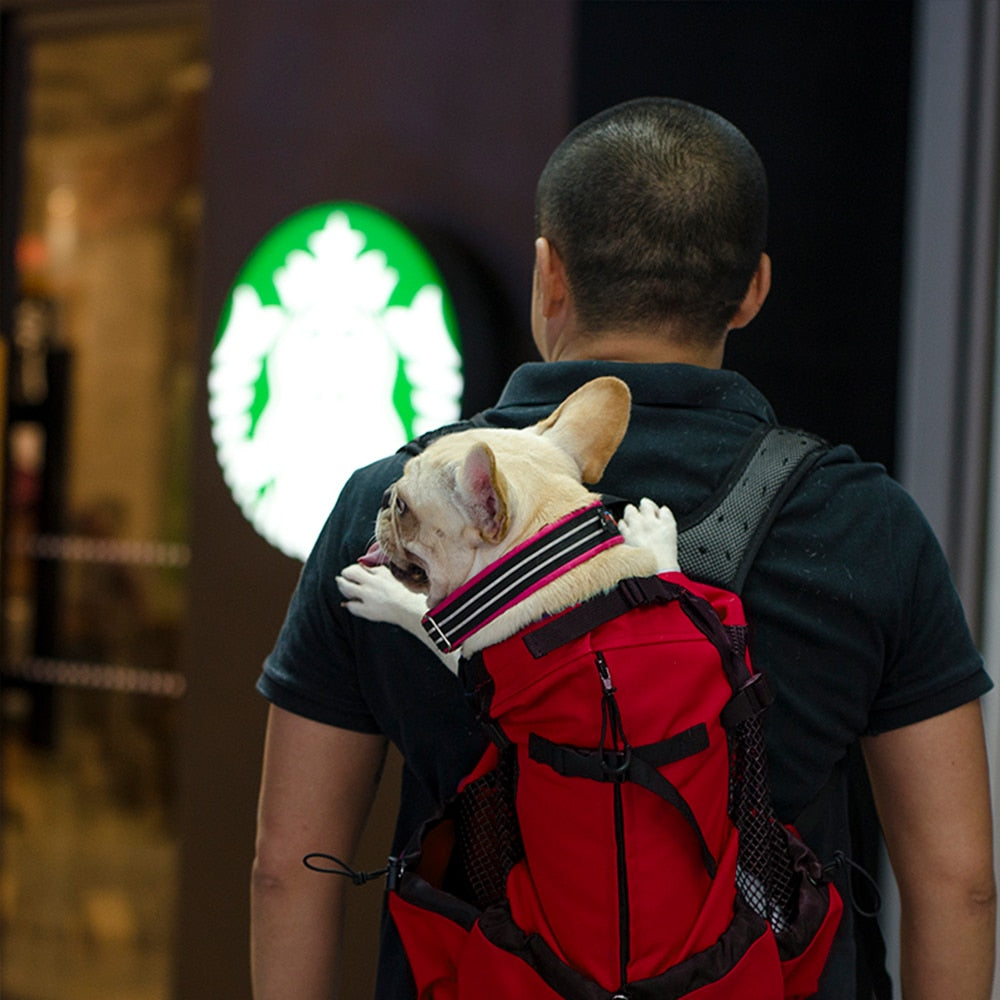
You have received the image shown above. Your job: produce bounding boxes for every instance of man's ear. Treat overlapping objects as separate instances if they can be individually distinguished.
[728,252,771,331]
[458,444,510,543]
[534,237,570,317]
[531,237,573,359]
[533,376,632,484]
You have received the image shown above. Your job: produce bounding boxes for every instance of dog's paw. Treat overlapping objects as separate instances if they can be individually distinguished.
[619,498,680,574]
[337,563,461,675]
[337,563,428,628]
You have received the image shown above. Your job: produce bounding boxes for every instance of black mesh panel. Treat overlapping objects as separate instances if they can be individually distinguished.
[679,428,824,590]
[449,745,524,911]
[729,714,797,932]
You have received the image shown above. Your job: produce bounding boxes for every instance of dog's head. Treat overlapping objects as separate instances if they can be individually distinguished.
[361,376,632,607]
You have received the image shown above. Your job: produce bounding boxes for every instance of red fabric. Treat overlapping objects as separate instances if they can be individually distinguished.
[781,882,844,999]
[481,573,742,989]
[683,929,785,999]
[388,892,468,1000]
[455,923,567,1000]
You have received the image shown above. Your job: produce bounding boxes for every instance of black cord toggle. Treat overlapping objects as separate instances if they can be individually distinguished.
[820,850,883,918]
[302,853,388,886]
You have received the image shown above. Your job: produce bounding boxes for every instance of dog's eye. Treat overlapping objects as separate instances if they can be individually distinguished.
[395,496,408,516]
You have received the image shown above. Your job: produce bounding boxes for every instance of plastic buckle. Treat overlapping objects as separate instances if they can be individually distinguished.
[600,745,632,781]
[598,505,621,537]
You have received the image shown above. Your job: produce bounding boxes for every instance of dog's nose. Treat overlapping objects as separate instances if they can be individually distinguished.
[380,488,393,511]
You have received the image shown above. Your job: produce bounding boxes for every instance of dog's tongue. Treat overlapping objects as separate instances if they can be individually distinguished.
[358,542,389,568]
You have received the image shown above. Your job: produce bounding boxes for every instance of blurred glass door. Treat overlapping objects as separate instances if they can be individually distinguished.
[1,7,206,999]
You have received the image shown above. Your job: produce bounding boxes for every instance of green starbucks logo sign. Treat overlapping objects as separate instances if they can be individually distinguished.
[209,203,463,560]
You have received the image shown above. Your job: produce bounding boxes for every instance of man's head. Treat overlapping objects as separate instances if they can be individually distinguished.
[534,97,769,355]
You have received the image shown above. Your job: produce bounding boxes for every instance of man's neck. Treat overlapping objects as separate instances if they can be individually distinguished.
[550,329,725,368]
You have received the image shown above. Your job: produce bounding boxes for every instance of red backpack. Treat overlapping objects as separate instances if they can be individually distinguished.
[314,425,844,999]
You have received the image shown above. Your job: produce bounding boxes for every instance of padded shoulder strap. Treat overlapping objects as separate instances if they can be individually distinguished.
[403,417,825,595]
[396,412,491,457]
[677,426,827,593]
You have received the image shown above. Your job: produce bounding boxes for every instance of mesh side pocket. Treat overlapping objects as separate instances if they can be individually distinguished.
[450,745,524,911]
[729,714,797,933]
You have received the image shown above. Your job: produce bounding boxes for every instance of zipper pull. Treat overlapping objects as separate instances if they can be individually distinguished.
[595,652,615,694]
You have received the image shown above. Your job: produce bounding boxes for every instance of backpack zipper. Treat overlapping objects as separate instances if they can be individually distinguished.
[613,779,630,994]
[597,651,631,996]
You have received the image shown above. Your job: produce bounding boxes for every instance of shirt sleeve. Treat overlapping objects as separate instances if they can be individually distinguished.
[866,478,992,734]
[749,448,991,817]
[256,456,404,733]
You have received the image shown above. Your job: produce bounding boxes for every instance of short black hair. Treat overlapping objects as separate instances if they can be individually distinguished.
[535,97,768,343]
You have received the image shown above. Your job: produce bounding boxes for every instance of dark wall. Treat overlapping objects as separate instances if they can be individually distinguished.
[176,3,572,997]
[577,0,912,471]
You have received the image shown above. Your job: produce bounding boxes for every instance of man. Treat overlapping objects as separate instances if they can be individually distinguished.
[251,98,995,999]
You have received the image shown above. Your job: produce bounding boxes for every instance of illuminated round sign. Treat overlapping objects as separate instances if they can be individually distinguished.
[208,203,464,560]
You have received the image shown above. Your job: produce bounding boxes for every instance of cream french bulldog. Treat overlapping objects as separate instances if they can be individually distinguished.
[336,376,679,669]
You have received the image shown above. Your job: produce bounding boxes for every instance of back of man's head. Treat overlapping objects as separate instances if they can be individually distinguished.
[535,97,768,346]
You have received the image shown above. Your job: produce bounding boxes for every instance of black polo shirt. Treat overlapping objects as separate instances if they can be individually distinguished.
[260,361,990,999]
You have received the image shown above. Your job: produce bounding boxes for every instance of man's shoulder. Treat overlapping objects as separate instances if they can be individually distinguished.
[802,442,924,523]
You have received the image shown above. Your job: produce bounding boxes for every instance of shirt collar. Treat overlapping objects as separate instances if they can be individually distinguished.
[493,361,777,424]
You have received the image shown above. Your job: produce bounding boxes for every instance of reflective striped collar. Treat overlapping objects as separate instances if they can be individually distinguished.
[421,501,622,654]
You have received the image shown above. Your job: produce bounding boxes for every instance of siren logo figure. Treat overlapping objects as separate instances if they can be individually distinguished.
[209,204,463,560]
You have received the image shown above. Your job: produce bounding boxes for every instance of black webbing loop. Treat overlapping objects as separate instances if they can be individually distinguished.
[461,651,513,750]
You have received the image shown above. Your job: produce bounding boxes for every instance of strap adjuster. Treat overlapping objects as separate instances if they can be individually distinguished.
[720,673,774,729]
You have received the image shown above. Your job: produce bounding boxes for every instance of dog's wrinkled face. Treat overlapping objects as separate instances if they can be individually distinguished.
[369,448,489,602]
[363,430,570,608]
[360,376,633,608]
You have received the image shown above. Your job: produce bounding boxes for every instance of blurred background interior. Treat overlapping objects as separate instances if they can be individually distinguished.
[0,2,997,998]
[1,7,202,999]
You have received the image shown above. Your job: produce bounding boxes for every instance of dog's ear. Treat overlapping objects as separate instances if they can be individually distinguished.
[458,444,510,543]
[533,376,631,483]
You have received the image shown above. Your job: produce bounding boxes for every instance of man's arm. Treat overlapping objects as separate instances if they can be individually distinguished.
[252,704,388,999]
[862,699,996,999]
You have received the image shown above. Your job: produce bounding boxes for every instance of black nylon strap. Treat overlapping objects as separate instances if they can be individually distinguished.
[528,725,709,780]
[720,673,775,729]
[627,754,718,878]
[634,724,709,767]
[523,576,683,658]
[523,577,749,694]
[528,729,717,879]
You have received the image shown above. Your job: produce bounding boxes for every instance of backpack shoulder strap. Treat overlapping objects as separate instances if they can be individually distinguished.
[403,417,826,596]
[677,425,828,593]
[396,412,492,457]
